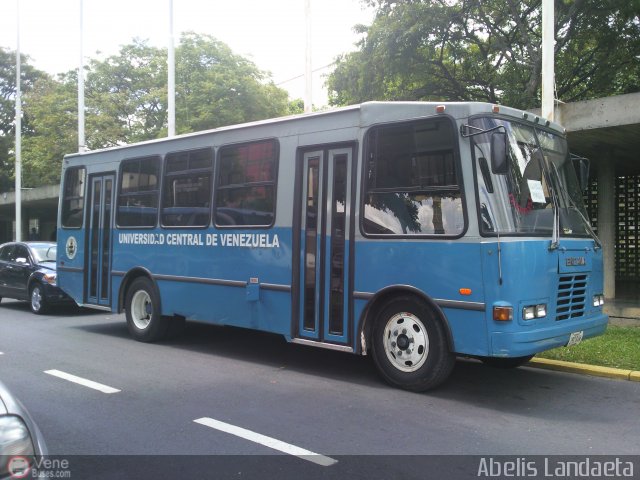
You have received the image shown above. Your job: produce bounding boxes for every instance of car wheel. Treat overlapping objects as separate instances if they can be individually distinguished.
[371,296,455,392]
[481,355,534,369]
[125,277,168,342]
[30,284,48,315]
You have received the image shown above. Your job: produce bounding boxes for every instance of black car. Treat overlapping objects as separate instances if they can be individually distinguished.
[0,241,74,314]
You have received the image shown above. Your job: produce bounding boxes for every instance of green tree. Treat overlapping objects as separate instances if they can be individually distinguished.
[327,0,640,109]
[85,39,168,147]
[0,47,46,190]
[175,32,290,133]
[21,74,77,186]
[13,33,294,187]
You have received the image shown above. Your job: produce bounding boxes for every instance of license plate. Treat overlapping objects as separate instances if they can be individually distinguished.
[567,331,584,347]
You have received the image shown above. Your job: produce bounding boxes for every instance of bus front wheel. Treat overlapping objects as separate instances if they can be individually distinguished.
[371,296,455,392]
[125,277,168,342]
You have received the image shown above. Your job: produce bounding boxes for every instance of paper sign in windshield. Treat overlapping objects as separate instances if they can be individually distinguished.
[527,180,546,203]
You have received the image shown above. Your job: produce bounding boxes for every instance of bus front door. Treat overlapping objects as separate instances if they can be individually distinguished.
[86,174,114,307]
[296,146,354,347]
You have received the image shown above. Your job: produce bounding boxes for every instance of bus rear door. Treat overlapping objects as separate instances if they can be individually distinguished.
[86,174,115,307]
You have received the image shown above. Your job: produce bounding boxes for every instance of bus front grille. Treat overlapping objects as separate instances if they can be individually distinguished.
[556,274,587,321]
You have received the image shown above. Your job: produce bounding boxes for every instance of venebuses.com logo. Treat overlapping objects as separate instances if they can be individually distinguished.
[6,455,71,478]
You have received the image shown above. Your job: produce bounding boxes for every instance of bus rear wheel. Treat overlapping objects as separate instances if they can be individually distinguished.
[371,296,455,392]
[125,277,168,342]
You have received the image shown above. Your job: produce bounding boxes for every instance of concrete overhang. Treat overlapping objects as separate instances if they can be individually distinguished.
[531,92,640,176]
[0,185,59,219]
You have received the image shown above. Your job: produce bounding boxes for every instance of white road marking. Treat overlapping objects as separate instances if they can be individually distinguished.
[44,369,121,394]
[193,417,337,467]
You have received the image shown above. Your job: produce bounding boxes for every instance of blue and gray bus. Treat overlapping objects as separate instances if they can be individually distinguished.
[56,102,608,391]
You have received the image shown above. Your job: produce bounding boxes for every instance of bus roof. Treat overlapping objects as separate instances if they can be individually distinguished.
[64,101,564,160]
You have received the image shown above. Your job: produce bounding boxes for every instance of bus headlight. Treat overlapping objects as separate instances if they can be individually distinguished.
[593,294,604,307]
[523,304,547,320]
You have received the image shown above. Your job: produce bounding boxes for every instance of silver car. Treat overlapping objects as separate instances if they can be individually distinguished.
[0,380,47,478]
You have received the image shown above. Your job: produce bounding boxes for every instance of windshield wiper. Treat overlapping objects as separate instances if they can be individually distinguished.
[547,161,601,250]
[546,164,562,251]
[564,199,603,250]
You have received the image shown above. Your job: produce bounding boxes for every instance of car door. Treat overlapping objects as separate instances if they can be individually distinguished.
[7,245,32,300]
[0,245,15,297]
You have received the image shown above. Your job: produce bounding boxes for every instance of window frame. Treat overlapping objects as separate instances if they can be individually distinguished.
[359,115,467,239]
[160,147,214,229]
[213,138,279,229]
[61,166,87,229]
[116,155,162,229]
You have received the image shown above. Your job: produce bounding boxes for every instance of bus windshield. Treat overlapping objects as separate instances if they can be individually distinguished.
[471,117,591,237]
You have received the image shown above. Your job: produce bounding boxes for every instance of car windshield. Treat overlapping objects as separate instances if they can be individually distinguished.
[471,117,590,237]
[31,244,57,262]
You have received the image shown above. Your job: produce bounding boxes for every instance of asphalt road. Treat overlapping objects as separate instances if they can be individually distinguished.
[1,299,639,478]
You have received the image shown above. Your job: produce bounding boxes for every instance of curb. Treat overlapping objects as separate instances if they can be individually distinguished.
[529,358,640,382]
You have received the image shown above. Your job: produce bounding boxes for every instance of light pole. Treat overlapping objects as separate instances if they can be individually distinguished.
[168,0,175,137]
[15,0,22,241]
[304,0,312,113]
[541,0,555,122]
[78,0,86,152]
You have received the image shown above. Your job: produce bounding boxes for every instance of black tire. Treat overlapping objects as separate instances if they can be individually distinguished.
[481,355,534,369]
[125,277,168,342]
[370,296,455,392]
[30,284,48,315]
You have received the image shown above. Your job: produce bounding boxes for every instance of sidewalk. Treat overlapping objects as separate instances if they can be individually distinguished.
[524,297,640,382]
[529,357,640,382]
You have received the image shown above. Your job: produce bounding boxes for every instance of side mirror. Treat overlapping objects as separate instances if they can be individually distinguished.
[572,156,590,191]
[490,131,508,175]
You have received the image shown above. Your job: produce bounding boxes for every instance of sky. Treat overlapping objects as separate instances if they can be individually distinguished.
[0,0,375,106]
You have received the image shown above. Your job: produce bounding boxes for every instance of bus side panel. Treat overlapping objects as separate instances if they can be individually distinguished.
[112,228,293,335]
[157,282,291,335]
[354,240,488,356]
[57,229,86,305]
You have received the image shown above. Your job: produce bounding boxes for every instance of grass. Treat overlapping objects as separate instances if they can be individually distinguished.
[537,325,640,370]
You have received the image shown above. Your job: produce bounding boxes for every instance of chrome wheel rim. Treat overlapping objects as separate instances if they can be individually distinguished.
[383,312,429,372]
[31,287,42,312]
[131,290,152,330]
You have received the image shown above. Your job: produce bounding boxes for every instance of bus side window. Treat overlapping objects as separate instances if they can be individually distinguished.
[117,156,161,228]
[214,139,278,228]
[362,118,463,236]
[161,148,213,227]
[61,167,86,228]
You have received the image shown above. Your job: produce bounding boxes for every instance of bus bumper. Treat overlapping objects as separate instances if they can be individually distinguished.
[489,312,609,357]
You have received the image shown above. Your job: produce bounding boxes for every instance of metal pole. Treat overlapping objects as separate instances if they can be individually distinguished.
[304,0,312,113]
[15,0,22,241]
[541,0,555,122]
[168,0,176,136]
[78,0,86,152]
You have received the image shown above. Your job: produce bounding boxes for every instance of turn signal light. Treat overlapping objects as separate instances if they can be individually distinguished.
[493,306,513,322]
[459,288,472,296]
